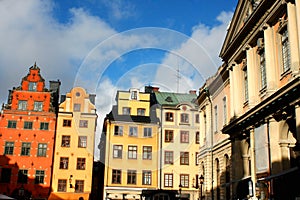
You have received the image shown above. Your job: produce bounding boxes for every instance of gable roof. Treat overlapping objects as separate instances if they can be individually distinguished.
[154,92,197,108]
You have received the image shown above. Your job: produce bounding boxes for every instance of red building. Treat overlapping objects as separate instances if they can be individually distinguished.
[0,63,60,199]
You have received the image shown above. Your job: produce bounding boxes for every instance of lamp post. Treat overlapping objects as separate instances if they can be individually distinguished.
[69,175,73,188]
[199,175,204,200]
[179,183,182,200]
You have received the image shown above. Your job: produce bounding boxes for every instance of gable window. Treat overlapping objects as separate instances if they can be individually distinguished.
[78,136,87,148]
[28,82,37,91]
[280,28,291,73]
[18,100,27,110]
[143,127,152,137]
[113,145,123,158]
[4,142,14,155]
[137,108,146,116]
[35,170,45,184]
[180,174,189,188]
[61,135,70,147]
[76,158,86,170]
[180,152,189,165]
[127,170,137,184]
[79,120,88,128]
[164,174,173,187]
[40,122,49,130]
[18,169,28,183]
[21,142,31,156]
[114,126,123,136]
[37,143,47,157]
[8,120,17,128]
[128,145,137,159]
[75,180,84,193]
[24,121,33,130]
[63,119,71,127]
[58,179,67,192]
[60,157,69,169]
[165,130,174,143]
[180,113,189,123]
[129,126,138,137]
[143,146,152,160]
[34,101,43,111]
[164,151,173,164]
[122,107,131,115]
[112,169,121,184]
[180,131,189,143]
[165,112,174,121]
[74,103,81,112]
[142,170,152,185]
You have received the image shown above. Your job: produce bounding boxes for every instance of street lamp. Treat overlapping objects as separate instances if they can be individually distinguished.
[69,175,73,188]
[179,183,182,200]
[199,175,204,200]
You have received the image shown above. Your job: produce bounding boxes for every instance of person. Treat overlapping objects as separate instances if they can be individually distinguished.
[79,197,84,200]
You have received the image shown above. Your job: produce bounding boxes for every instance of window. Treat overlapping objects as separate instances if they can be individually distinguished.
[77,158,86,170]
[180,131,189,143]
[34,101,43,111]
[128,145,137,159]
[0,168,11,183]
[281,28,291,72]
[195,114,200,123]
[243,67,249,102]
[180,152,189,165]
[78,136,87,148]
[137,108,146,116]
[29,82,37,91]
[165,112,174,122]
[195,132,200,144]
[37,143,47,157]
[114,126,123,136]
[180,174,189,188]
[63,119,71,127]
[130,91,138,100]
[143,127,152,137]
[259,47,267,89]
[164,151,173,164]
[61,135,70,147]
[18,169,28,183]
[223,97,227,125]
[58,179,67,192]
[195,152,200,165]
[164,174,173,187]
[40,122,49,130]
[79,120,88,128]
[112,169,121,184]
[7,120,17,128]
[35,170,45,184]
[165,130,174,143]
[60,157,69,169]
[18,100,27,110]
[113,145,123,158]
[129,126,138,137]
[142,170,151,185]
[74,103,81,112]
[21,142,31,156]
[75,180,84,193]
[24,121,33,130]
[4,142,14,155]
[143,146,152,160]
[180,113,189,123]
[214,106,218,132]
[127,170,137,184]
[122,107,131,115]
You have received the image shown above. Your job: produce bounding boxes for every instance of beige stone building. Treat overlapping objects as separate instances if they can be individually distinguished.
[219,0,300,199]
[49,87,97,200]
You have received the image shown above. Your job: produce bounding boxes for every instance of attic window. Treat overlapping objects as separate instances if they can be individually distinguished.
[28,82,37,91]
[165,96,173,102]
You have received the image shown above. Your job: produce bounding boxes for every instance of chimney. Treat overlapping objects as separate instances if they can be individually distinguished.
[189,90,197,94]
[145,86,159,93]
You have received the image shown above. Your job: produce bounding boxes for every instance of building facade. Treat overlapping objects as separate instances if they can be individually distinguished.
[49,87,97,200]
[102,88,160,200]
[0,64,60,199]
[220,0,300,199]
[196,66,231,200]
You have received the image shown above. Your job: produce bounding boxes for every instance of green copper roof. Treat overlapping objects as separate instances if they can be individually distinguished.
[154,92,197,107]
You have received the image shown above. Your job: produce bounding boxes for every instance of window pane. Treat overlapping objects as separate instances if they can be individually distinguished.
[40,122,49,130]
[37,143,47,157]
[21,142,31,156]
[35,170,45,184]
[58,179,67,192]
[4,142,14,155]
[62,135,70,147]
[78,136,87,148]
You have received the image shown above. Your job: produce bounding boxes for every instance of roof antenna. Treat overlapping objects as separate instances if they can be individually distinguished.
[176,58,181,93]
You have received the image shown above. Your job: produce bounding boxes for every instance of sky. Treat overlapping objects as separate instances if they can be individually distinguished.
[0,0,238,160]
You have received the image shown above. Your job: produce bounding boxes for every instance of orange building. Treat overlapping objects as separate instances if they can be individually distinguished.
[0,63,60,199]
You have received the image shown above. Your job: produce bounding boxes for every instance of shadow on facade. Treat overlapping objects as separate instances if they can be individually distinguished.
[0,155,56,200]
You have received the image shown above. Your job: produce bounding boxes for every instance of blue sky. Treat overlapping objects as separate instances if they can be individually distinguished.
[0,0,237,159]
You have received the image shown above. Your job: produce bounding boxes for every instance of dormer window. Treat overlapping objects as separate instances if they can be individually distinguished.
[129,89,139,100]
[29,82,37,91]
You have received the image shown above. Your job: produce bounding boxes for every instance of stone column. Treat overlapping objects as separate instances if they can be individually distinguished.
[240,139,250,177]
[287,2,300,75]
[229,67,235,118]
[250,127,257,199]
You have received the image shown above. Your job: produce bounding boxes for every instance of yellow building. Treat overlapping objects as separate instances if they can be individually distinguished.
[49,87,97,200]
[103,88,160,200]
